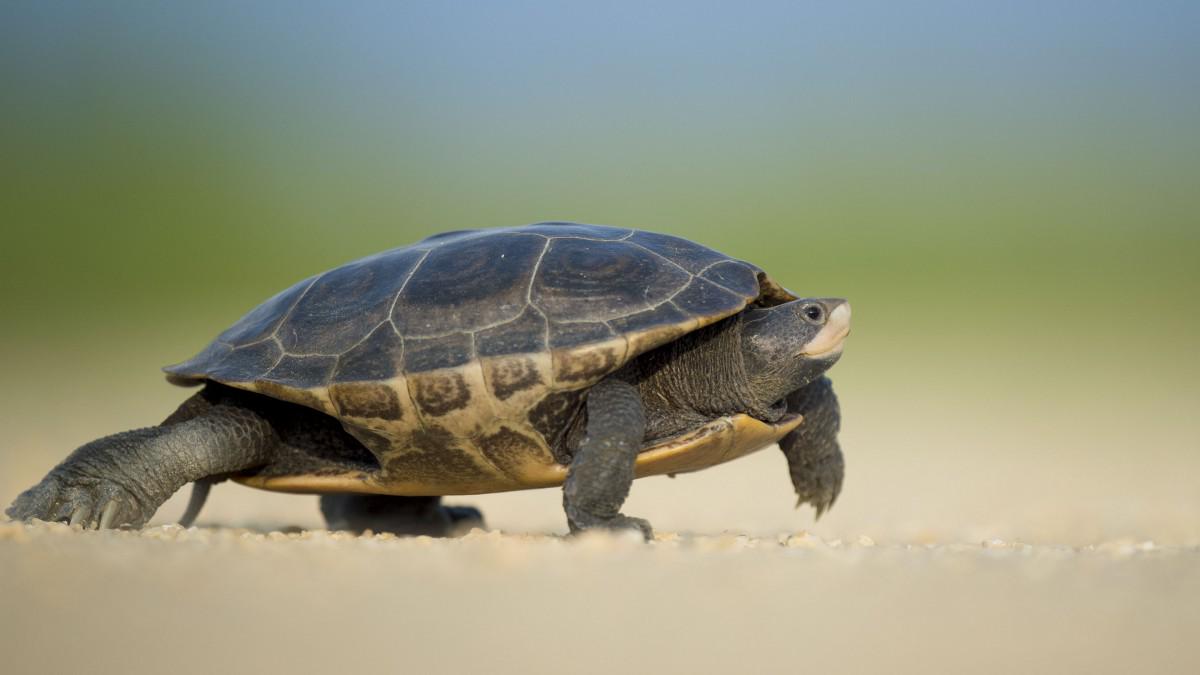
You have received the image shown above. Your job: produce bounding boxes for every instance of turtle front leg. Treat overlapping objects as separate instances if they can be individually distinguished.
[562,377,652,540]
[779,377,844,518]
[6,393,277,529]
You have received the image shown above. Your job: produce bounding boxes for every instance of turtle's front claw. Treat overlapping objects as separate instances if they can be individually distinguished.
[6,474,145,530]
[98,500,122,529]
[68,504,92,527]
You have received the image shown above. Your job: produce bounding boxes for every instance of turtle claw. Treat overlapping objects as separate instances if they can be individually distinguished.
[68,506,91,528]
[98,500,120,530]
[6,474,146,530]
[795,487,838,521]
[813,498,831,521]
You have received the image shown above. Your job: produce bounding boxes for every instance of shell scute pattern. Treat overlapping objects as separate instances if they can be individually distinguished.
[164,223,782,491]
[551,343,625,384]
[474,426,551,482]
[670,277,747,316]
[484,356,544,401]
[382,427,497,488]
[210,340,283,382]
[332,324,404,382]
[280,247,424,354]
[218,275,318,347]
[624,229,731,274]
[391,233,544,340]
[530,237,691,322]
[265,354,337,389]
[410,371,472,417]
[330,382,403,421]
[402,333,473,372]
[698,259,763,299]
[608,302,695,335]
[475,306,548,358]
[166,223,761,389]
[547,321,615,349]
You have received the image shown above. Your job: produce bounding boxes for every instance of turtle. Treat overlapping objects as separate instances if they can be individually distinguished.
[7,222,850,538]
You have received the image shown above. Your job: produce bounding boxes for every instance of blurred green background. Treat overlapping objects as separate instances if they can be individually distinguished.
[2,2,1197,539]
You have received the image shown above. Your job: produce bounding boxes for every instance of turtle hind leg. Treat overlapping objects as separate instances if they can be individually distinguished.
[319,494,484,537]
[6,390,279,529]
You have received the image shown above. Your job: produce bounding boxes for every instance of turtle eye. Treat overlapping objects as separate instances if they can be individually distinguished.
[802,304,825,324]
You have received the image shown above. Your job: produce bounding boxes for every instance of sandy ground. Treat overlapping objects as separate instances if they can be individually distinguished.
[2,520,1198,675]
[2,361,1199,674]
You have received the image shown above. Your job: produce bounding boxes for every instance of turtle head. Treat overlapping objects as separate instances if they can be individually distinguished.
[739,298,851,404]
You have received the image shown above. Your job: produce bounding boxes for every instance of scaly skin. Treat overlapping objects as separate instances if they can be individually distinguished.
[779,377,844,518]
[6,401,277,529]
[563,377,652,540]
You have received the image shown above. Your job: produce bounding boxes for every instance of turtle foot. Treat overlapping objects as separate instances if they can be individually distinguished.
[568,513,654,541]
[6,474,150,530]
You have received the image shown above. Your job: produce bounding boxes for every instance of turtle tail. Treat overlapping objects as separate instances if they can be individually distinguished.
[177,477,214,528]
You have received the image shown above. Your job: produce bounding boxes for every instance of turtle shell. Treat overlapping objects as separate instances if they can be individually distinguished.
[165,223,799,495]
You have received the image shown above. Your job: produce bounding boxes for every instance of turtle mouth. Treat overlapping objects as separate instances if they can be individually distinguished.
[798,303,851,358]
